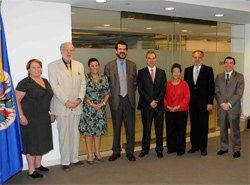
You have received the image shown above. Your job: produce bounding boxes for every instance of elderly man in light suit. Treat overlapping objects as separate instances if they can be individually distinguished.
[48,42,86,171]
[215,56,244,158]
[104,41,137,162]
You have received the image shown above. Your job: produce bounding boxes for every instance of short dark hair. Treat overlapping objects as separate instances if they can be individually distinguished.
[115,41,128,50]
[146,50,157,58]
[88,57,100,67]
[224,56,236,65]
[171,63,182,73]
[192,50,204,57]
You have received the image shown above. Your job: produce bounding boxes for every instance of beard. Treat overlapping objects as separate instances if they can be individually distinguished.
[116,52,127,60]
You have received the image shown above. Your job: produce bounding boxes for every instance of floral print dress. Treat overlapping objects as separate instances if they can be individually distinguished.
[79,73,110,136]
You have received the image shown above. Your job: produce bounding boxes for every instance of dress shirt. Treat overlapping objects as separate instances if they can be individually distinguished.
[147,66,156,80]
[116,59,128,95]
[164,80,190,112]
[193,64,202,83]
[62,58,71,69]
[221,70,234,108]
[225,70,233,79]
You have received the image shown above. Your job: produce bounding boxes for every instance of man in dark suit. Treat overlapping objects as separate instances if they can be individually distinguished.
[184,50,214,156]
[215,56,244,158]
[137,51,166,158]
[104,41,137,162]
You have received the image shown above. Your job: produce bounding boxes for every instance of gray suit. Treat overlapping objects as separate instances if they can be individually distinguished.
[215,70,244,152]
[104,59,137,154]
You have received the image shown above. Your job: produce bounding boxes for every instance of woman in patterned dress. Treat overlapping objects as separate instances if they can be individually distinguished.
[79,58,110,164]
[15,59,55,178]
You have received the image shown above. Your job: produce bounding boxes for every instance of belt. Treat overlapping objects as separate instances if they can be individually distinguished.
[120,94,128,98]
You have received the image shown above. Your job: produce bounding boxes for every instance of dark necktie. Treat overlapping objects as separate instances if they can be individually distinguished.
[226,73,229,85]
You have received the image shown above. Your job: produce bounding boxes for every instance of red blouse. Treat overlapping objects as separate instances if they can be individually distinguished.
[164,80,190,111]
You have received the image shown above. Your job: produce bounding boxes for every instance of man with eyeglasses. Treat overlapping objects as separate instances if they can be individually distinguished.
[48,42,86,171]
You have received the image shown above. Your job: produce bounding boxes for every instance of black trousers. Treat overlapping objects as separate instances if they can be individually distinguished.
[141,108,164,153]
[189,106,209,151]
[110,96,135,154]
[165,111,188,154]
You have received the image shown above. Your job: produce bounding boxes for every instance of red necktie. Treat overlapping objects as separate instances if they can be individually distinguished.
[151,69,154,84]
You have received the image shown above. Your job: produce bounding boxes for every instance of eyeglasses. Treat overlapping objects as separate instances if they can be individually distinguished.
[172,71,180,74]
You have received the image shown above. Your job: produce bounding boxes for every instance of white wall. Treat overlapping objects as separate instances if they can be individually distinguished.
[2,0,72,169]
[243,24,250,117]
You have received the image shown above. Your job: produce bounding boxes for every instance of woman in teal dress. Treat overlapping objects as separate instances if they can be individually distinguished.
[79,58,110,164]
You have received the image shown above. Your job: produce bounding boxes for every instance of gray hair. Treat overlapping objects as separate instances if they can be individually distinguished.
[60,42,74,51]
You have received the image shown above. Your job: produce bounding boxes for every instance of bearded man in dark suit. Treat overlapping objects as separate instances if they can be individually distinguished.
[184,50,214,156]
[104,41,137,162]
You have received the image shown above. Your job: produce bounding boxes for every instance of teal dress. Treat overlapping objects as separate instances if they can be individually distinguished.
[79,73,110,136]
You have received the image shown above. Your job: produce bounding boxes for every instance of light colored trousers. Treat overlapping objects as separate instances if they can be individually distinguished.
[56,112,80,165]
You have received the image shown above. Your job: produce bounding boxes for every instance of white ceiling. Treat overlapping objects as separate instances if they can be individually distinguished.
[30,0,250,24]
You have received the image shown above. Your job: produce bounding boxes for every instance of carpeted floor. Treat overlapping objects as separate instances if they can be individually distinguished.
[5,130,249,185]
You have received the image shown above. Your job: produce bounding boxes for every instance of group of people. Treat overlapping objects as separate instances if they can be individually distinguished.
[15,41,244,179]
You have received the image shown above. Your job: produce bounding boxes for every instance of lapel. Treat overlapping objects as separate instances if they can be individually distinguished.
[144,67,153,85]
[195,65,203,85]
[219,72,227,89]
[58,59,72,79]
[112,60,119,81]
[227,71,235,87]
[154,67,160,85]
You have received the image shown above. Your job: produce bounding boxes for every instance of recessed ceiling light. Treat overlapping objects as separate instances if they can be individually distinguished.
[146,28,152,30]
[96,0,106,3]
[103,24,110,27]
[215,14,224,17]
[165,7,175,10]
[182,30,188,32]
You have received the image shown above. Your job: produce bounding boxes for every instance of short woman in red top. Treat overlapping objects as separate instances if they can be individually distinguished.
[164,64,190,156]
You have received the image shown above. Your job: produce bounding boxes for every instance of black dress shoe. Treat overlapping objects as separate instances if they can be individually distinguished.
[217,150,228,155]
[35,165,49,172]
[27,171,43,178]
[157,151,163,158]
[177,152,184,156]
[138,151,148,158]
[108,153,121,161]
[233,151,240,158]
[188,148,199,154]
[167,150,176,154]
[126,153,136,161]
[201,150,207,156]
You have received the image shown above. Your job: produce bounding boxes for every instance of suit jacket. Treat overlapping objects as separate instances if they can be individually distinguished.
[48,58,86,116]
[137,67,166,111]
[104,59,137,110]
[215,71,244,114]
[184,64,214,109]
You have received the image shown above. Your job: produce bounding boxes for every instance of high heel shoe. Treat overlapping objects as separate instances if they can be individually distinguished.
[87,155,94,165]
[94,153,104,162]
